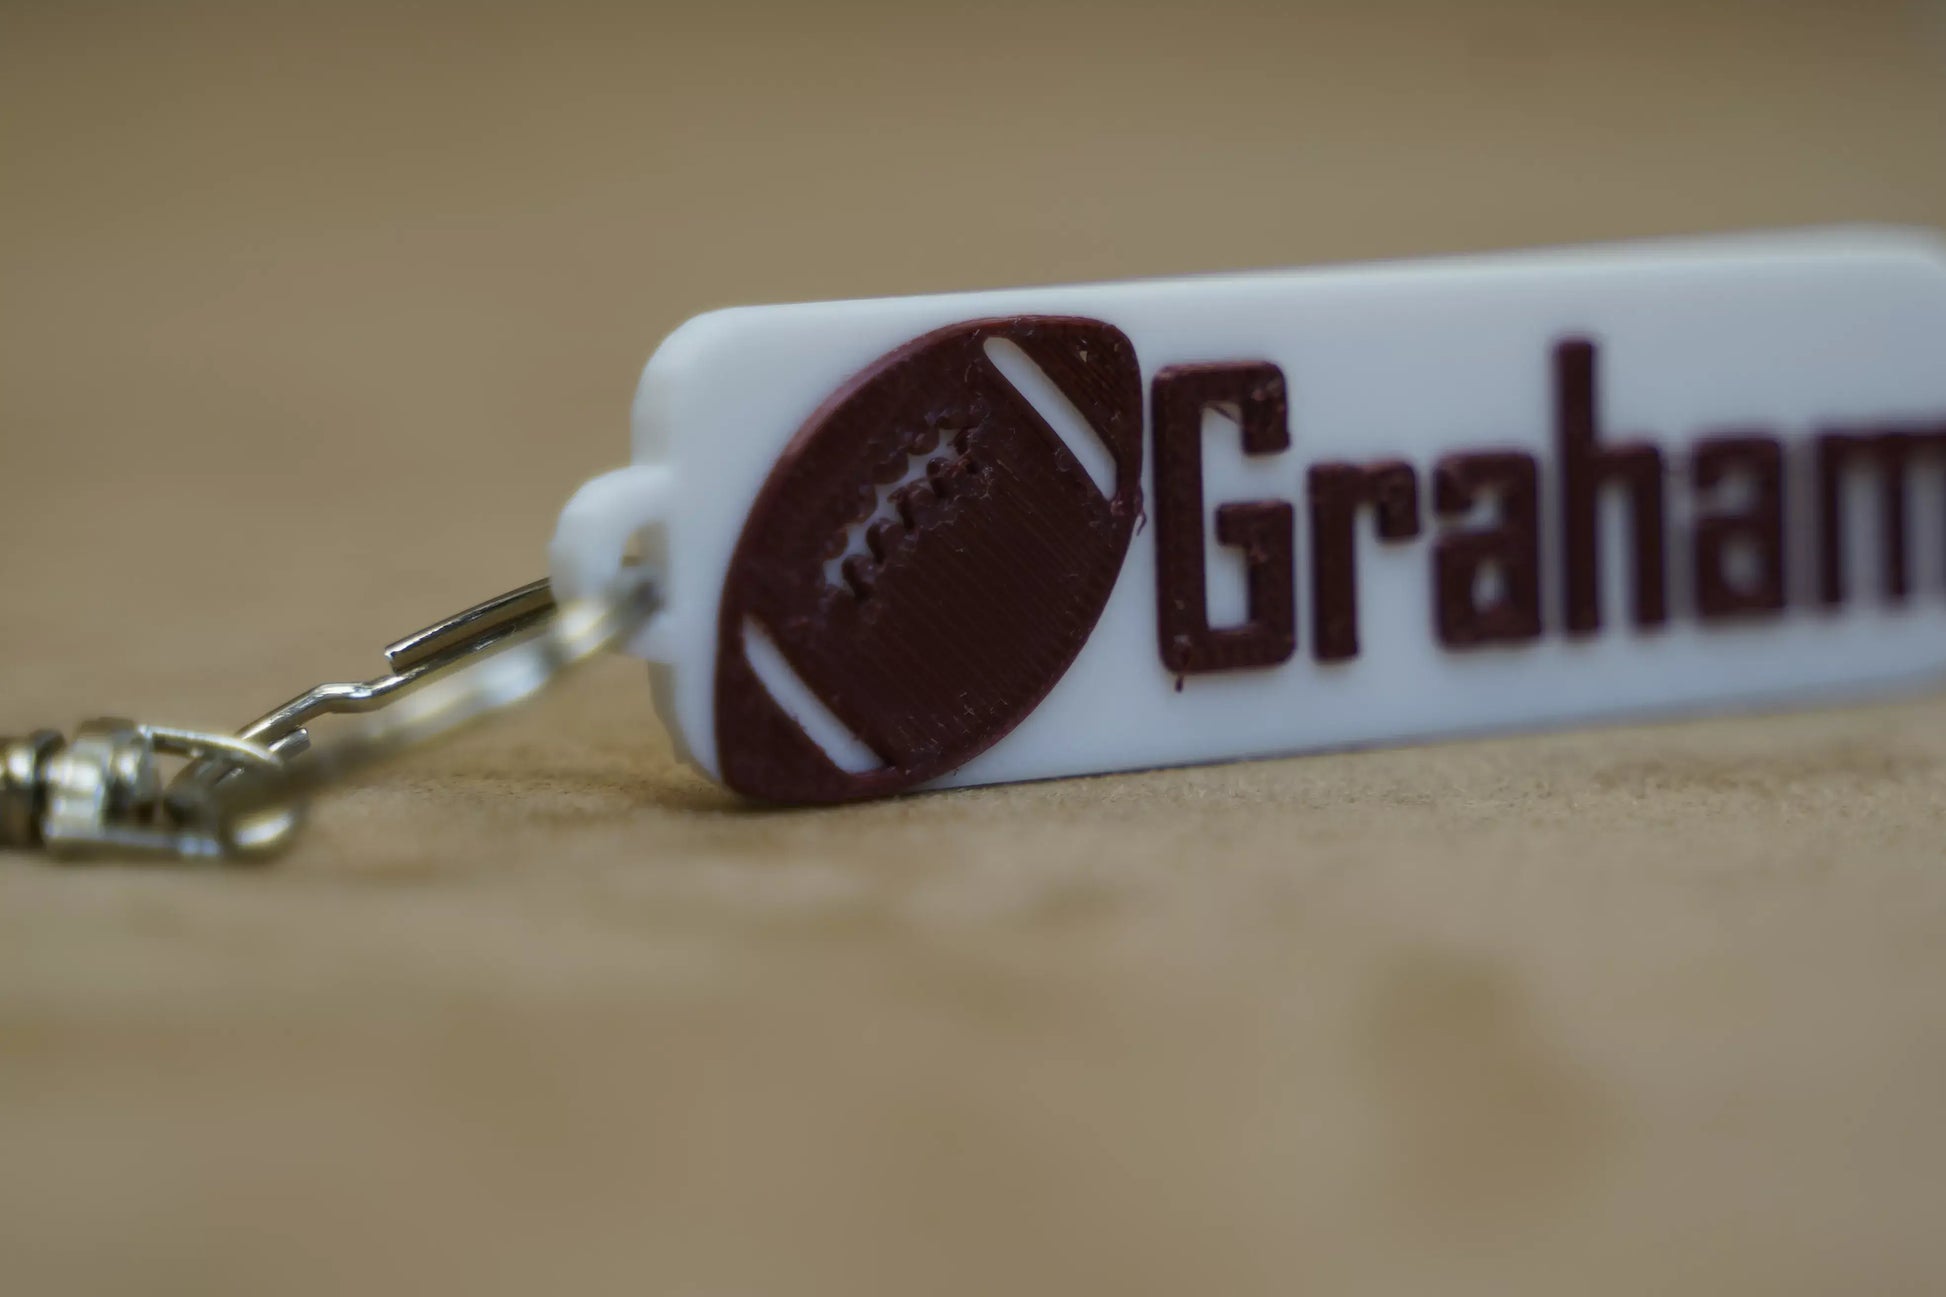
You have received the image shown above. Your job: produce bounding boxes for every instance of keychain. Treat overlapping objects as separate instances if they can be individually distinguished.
[6,227,1946,860]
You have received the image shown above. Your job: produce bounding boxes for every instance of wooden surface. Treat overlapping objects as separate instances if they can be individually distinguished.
[3,2,1945,1292]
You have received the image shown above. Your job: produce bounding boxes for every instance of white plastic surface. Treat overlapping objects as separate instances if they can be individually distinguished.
[553,228,1946,794]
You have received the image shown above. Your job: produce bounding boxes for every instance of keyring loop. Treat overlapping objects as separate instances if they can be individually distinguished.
[196,570,660,837]
[2,570,658,863]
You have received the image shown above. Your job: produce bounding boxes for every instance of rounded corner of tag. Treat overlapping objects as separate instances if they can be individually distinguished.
[644,659,717,778]
[637,305,766,386]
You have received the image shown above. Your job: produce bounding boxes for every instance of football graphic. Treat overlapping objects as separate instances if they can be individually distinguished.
[713,315,1145,802]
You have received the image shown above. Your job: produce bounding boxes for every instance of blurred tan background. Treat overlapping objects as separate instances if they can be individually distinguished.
[4,1,1946,1292]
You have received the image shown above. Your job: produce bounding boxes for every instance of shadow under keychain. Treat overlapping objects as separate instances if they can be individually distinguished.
[8,227,1946,860]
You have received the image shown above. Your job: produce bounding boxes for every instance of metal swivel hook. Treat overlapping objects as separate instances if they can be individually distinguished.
[2,570,658,863]
[0,720,296,860]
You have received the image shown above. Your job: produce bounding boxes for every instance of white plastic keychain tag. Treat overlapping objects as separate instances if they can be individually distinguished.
[555,227,1946,805]
[8,228,1946,856]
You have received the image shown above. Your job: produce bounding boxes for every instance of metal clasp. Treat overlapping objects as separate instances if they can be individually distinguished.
[3,570,658,863]
[0,720,295,860]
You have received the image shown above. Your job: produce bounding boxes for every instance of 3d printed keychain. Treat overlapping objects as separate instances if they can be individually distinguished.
[7,227,1946,859]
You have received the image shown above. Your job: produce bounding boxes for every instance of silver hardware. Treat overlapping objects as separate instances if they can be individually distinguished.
[1,571,657,863]
[0,730,62,846]
[0,720,294,860]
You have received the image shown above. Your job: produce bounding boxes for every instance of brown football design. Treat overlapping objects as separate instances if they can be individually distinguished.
[714,315,1145,802]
